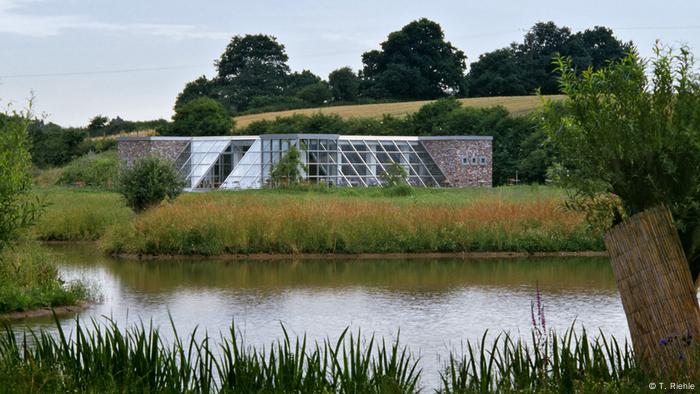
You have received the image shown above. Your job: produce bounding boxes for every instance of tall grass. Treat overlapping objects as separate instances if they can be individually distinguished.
[0,317,677,393]
[102,190,602,256]
[0,243,88,313]
[33,187,133,241]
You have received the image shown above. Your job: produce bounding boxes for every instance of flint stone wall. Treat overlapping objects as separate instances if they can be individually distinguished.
[422,139,492,187]
[117,138,187,167]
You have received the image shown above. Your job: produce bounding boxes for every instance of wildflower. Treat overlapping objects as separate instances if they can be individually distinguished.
[660,338,668,346]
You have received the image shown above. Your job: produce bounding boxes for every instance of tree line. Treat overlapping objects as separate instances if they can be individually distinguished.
[176,19,632,114]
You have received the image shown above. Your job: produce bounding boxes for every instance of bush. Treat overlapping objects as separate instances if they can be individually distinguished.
[161,97,234,136]
[58,151,119,189]
[117,156,185,212]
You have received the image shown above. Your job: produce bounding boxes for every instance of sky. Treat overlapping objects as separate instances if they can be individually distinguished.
[1,0,699,126]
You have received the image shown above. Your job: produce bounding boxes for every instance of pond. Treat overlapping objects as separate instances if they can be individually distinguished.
[15,244,629,389]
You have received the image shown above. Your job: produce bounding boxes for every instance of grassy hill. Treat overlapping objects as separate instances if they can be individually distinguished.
[233,95,564,128]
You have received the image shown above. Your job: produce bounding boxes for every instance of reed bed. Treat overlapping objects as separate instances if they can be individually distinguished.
[102,193,602,256]
[0,317,673,393]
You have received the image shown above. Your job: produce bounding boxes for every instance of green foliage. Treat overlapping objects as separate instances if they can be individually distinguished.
[381,162,408,187]
[543,45,700,281]
[329,67,360,102]
[162,97,234,136]
[0,111,42,250]
[0,243,88,313]
[58,151,119,189]
[174,75,216,109]
[361,18,467,99]
[269,145,307,187]
[87,115,109,132]
[468,22,632,97]
[117,156,185,212]
[296,82,332,105]
[214,34,291,112]
[28,121,87,167]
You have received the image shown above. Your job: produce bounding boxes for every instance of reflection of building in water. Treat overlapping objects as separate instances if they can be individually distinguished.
[118,134,492,190]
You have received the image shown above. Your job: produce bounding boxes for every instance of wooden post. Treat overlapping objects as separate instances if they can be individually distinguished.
[605,206,700,373]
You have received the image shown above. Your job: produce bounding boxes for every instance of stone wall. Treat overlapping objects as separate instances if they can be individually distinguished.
[422,139,492,187]
[117,139,151,167]
[151,140,188,162]
[117,138,188,166]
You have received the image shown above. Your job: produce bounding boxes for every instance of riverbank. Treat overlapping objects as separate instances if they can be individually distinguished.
[32,186,605,256]
[0,243,89,315]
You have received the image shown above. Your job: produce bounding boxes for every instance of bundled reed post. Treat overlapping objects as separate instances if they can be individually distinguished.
[604,205,700,374]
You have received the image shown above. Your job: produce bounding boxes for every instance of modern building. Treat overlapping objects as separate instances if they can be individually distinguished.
[118,134,492,190]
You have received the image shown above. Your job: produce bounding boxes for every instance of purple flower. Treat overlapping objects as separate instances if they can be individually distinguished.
[660,338,668,346]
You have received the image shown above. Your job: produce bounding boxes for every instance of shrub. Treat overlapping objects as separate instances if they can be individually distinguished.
[268,146,307,187]
[117,156,185,212]
[58,151,119,189]
[161,97,233,136]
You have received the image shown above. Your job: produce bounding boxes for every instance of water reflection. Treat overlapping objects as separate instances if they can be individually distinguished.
[13,244,627,389]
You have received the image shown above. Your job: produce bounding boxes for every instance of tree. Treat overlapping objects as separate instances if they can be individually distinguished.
[87,115,109,133]
[543,46,700,374]
[328,67,360,102]
[468,22,631,97]
[361,18,467,99]
[296,82,332,105]
[0,111,42,250]
[515,21,572,94]
[467,48,528,97]
[28,121,87,167]
[175,76,216,110]
[565,26,633,71]
[268,145,306,187]
[286,70,323,94]
[214,34,290,112]
[163,97,234,136]
[118,155,185,212]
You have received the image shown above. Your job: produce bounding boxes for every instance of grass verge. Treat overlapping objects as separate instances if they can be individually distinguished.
[1,317,683,393]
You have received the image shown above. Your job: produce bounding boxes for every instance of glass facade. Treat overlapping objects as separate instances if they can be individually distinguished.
[171,135,456,191]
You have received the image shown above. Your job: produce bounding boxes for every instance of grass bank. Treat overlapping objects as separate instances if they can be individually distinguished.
[1,317,677,393]
[0,244,88,314]
[102,186,603,256]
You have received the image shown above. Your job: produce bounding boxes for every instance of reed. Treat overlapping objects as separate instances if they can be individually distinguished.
[0,317,421,393]
[0,317,683,393]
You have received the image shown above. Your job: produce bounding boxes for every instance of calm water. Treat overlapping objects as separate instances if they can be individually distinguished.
[15,244,629,389]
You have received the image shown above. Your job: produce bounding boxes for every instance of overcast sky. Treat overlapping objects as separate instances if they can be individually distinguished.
[1,0,698,126]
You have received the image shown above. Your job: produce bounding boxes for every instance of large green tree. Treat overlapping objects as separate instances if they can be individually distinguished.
[468,22,631,96]
[213,34,291,112]
[467,48,528,96]
[328,67,360,102]
[361,18,467,99]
